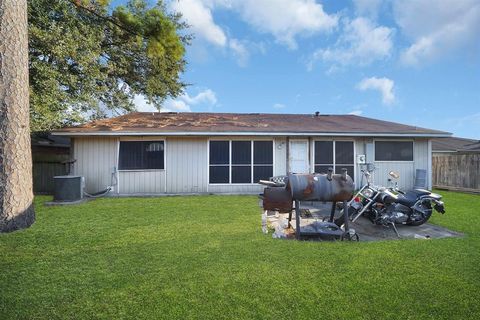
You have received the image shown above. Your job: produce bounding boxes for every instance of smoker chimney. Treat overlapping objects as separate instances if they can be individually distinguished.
[327,167,333,181]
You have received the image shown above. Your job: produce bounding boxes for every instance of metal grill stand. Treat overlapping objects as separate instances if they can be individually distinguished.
[293,199,357,241]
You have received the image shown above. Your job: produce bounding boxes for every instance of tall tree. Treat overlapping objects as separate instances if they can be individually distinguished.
[0,0,35,232]
[28,0,189,131]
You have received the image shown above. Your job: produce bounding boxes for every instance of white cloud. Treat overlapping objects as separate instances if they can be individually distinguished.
[356,77,395,105]
[232,0,338,49]
[353,0,383,19]
[181,89,218,106]
[308,17,394,70]
[171,1,269,66]
[163,100,191,112]
[134,95,157,112]
[394,0,480,65]
[348,110,363,116]
[273,103,286,109]
[228,38,250,67]
[171,0,227,47]
[173,0,337,50]
[134,89,218,113]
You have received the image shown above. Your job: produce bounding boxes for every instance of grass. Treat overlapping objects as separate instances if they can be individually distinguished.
[1,191,479,319]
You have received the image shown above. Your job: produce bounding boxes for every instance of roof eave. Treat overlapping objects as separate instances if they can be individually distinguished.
[52,131,452,138]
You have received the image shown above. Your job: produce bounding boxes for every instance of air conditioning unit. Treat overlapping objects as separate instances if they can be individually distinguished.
[53,176,84,202]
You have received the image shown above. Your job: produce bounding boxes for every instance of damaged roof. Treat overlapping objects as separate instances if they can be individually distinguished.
[53,112,451,137]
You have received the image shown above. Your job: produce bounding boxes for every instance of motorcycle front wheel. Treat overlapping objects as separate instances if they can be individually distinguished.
[334,206,358,227]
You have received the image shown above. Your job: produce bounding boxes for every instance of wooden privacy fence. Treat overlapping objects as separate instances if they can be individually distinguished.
[432,153,480,193]
[33,161,68,194]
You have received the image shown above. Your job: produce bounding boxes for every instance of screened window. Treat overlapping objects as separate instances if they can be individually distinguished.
[253,141,273,183]
[209,140,273,184]
[232,141,251,183]
[375,141,413,161]
[314,141,354,179]
[119,141,164,170]
[209,141,229,183]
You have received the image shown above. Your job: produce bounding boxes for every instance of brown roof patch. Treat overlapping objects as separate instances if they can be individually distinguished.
[54,112,450,136]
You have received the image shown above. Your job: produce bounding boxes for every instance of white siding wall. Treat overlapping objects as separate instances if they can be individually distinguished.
[207,184,264,194]
[371,138,430,190]
[166,137,208,193]
[119,171,165,193]
[274,137,287,176]
[413,138,431,189]
[373,162,415,189]
[73,137,118,193]
[73,135,431,195]
[354,139,366,187]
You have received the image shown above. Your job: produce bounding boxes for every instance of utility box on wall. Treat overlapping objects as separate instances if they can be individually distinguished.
[53,176,84,202]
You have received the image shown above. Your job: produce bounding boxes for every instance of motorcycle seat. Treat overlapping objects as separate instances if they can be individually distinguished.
[397,193,418,207]
[398,189,430,207]
[397,189,441,207]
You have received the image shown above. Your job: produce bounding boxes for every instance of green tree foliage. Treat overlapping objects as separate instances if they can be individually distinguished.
[28,0,189,131]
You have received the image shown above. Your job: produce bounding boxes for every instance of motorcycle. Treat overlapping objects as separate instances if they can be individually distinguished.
[335,167,446,236]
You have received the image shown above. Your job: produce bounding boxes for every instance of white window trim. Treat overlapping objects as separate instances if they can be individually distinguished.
[207,138,275,185]
[312,139,356,180]
[117,138,167,172]
[373,139,415,162]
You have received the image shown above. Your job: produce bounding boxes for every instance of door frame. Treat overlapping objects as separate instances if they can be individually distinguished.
[288,138,310,173]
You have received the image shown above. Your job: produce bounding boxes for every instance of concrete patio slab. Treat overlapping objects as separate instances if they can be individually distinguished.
[264,201,462,241]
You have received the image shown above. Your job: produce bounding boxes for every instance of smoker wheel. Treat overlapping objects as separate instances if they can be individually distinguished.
[341,232,360,242]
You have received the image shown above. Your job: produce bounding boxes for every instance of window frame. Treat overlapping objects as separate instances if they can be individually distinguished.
[373,139,414,162]
[208,138,275,185]
[312,139,356,180]
[117,137,166,172]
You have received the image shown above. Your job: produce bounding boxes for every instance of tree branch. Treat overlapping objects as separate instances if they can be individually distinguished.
[68,0,139,37]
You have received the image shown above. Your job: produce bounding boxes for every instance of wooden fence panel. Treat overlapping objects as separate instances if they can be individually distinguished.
[432,153,480,191]
[33,161,68,194]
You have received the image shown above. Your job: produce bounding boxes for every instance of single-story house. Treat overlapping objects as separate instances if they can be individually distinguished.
[432,137,480,154]
[52,112,450,195]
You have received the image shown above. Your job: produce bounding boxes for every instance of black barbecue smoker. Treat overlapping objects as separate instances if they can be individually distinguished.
[260,168,358,241]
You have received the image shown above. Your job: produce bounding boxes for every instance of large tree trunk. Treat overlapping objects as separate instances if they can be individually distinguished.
[0,0,35,232]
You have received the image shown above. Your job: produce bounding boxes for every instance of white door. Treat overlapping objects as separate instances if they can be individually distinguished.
[289,140,309,173]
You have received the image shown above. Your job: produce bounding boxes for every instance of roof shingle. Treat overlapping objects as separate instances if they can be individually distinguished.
[54,112,450,136]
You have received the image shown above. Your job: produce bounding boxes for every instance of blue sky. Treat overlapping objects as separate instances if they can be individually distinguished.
[117,0,480,139]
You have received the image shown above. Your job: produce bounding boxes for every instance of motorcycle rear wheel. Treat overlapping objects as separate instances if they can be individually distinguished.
[407,212,431,226]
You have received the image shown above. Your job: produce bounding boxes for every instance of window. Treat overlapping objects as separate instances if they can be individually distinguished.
[209,140,273,184]
[232,141,251,183]
[254,141,273,183]
[119,141,164,170]
[209,141,229,183]
[314,140,354,179]
[375,141,413,161]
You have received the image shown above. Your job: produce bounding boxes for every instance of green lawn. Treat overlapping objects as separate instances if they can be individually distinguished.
[1,191,479,319]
